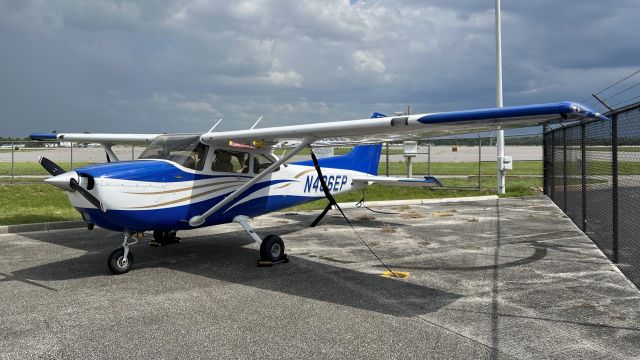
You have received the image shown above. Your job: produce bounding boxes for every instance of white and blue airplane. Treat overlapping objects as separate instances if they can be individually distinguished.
[30,102,605,274]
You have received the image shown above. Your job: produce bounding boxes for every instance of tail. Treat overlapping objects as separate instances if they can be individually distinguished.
[293,144,382,175]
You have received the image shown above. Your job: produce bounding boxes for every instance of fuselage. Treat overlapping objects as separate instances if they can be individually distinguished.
[58,140,382,232]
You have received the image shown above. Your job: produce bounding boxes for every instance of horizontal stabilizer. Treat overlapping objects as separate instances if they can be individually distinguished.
[352,175,443,187]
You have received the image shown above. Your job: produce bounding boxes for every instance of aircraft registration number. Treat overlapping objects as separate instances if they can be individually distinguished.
[303,175,348,193]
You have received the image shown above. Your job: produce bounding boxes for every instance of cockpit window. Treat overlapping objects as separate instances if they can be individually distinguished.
[138,135,209,171]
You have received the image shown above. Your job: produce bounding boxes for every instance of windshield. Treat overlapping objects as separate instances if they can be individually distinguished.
[139,135,208,170]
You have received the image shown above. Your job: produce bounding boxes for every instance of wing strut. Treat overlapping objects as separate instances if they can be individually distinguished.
[188,136,316,227]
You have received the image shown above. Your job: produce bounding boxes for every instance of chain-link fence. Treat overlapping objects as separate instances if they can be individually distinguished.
[544,101,640,288]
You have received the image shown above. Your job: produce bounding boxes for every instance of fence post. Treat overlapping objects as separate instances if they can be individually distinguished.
[70,142,74,169]
[385,143,389,176]
[612,114,619,263]
[427,143,431,177]
[581,123,587,232]
[550,131,555,201]
[543,125,548,195]
[10,137,15,184]
[563,127,567,212]
[132,145,135,160]
[478,136,482,190]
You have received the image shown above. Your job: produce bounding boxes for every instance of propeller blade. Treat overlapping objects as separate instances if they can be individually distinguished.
[69,178,105,212]
[38,156,66,176]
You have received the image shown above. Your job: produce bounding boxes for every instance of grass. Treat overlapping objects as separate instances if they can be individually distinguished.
[287,177,540,212]
[383,160,542,176]
[0,175,541,225]
[0,162,95,176]
[0,184,81,225]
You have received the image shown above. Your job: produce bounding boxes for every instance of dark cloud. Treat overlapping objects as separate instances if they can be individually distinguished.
[0,0,638,137]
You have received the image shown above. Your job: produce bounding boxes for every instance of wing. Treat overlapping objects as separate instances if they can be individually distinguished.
[201,102,605,145]
[29,133,162,145]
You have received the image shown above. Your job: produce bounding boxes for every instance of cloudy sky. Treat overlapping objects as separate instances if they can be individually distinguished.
[1,0,638,137]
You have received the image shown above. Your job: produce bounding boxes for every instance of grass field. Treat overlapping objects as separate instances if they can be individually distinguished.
[0,175,541,225]
[0,185,81,225]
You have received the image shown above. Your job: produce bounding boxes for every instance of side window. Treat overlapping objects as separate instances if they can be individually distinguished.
[254,154,278,174]
[211,150,249,173]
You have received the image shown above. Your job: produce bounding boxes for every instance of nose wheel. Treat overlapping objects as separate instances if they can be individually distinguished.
[108,248,133,274]
[107,233,137,275]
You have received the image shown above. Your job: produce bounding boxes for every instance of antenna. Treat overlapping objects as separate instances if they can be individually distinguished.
[250,116,263,130]
[208,118,223,133]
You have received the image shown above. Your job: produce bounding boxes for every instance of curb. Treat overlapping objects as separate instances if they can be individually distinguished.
[337,195,499,209]
[0,220,86,235]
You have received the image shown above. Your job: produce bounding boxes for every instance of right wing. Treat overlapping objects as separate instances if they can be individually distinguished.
[201,102,606,146]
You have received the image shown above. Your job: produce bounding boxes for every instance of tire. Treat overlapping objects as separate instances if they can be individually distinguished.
[260,235,285,262]
[108,248,133,275]
[153,230,177,244]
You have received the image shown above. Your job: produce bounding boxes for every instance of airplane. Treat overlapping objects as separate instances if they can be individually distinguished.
[29,101,606,275]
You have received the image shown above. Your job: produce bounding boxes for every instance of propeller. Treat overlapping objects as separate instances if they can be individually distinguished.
[69,178,105,212]
[39,156,106,212]
[38,156,66,176]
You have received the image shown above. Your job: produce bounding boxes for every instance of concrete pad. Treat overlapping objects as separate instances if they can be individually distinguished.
[0,196,638,359]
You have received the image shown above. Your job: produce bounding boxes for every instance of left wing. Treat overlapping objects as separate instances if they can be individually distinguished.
[201,102,605,145]
[30,133,161,145]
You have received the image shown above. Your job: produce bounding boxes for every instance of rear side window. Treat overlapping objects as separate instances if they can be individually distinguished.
[211,150,250,173]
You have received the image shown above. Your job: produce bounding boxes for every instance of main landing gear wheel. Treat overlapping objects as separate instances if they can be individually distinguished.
[151,230,179,246]
[260,235,286,262]
[108,248,133,275]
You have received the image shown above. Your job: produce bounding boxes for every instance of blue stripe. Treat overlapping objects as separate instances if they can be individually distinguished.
[417,102,603,124]
[30,133,58,140]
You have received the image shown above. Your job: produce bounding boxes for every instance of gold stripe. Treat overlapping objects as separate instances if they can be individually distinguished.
[275,183,291,189]
[127,184,240,209]
[124,179,246,195]
[294,168,315,178]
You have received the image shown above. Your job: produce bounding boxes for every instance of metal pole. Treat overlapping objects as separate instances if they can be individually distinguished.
[406,157,413,178]
[612,114,619,263]
[70,142,74,169]
[497,130,505,194]
[385,143,389,176]
[495,0,505,194]
[581,123,587,232]
[132,145,135,160]
[10,138,14,184]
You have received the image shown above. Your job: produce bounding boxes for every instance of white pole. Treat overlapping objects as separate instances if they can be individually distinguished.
[495,0,506,194]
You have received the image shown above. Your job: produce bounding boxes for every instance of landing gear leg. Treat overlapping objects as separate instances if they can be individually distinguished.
[233,215,288,266]
[107,233,137,274]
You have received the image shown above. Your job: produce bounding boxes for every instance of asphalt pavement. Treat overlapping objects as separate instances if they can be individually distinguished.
[1,196,639,359]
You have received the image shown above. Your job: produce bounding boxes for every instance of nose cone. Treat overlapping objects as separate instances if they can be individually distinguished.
[44,171,77,191]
